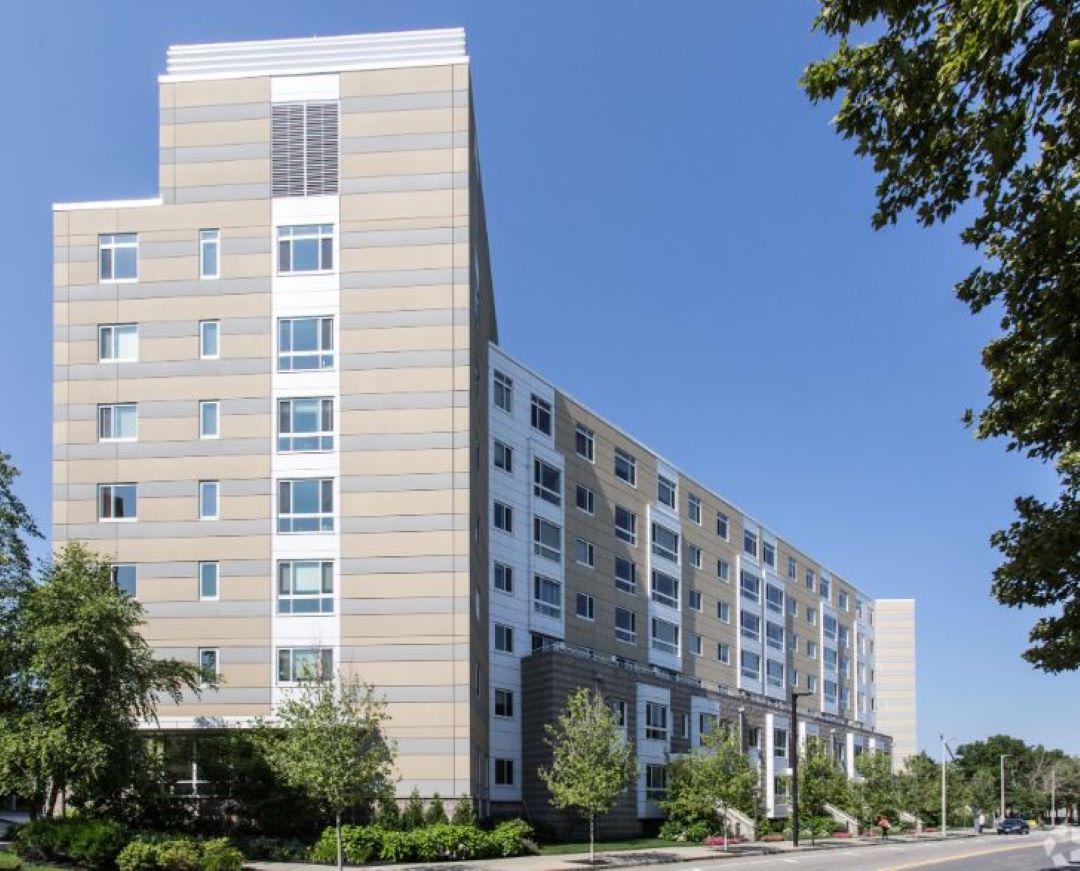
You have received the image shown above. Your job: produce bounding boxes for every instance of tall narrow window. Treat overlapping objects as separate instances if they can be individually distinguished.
[199,561,219,599]
[198,648,219,685]
[533,517,562,562]
[199,401,220,439]
[575,424,595,461]
[199,320,220,359]
[493,370,513,412]
[278,224,334,273]
[98,233,138,281]
[657,474,677,509]
[530,394,552,434]
[278,398,334,452]
[614,448,636,485]
[199,480,219,520]
[614,505,637,545]
[532,459,562,505]
[278,317,334,371]
[199,229,220,279]
[533,574,562,618]
[98,324,138,362]
[271,101,339,197]
[112,564,137,597]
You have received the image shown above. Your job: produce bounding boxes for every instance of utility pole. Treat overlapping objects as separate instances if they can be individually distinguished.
[1000,754,1010,823]
[790,690,812,847]
[940,736,955,840]
[1051,769,1056,827]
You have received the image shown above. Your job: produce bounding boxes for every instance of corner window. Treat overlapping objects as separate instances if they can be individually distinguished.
[199,561,219,600]
[575,424,594,461]
[278,560,334,614]
[98,233,138,282]
[199,400,220,439]
[278,479,334,533]
[277,224,334,273]
[199,229,220,279]
[743,528,758,558]
[98,483,137,521]
[278,397,334,452]
[820,577,832,601]
[199,320,220,359]
[763,541,776,567]
[98,324,138,362]
[112,564,137,597]
[614,448,636,485]
[98,404,137,441]
[277,647,333,683]
[530,394,552,435]
[657,474,677,509]
[278,316,334,371]
[199,480,219,520]
[493,370,513,412]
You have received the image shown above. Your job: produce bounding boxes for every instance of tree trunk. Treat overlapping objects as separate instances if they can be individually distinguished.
[46,781,60,818]
[589,813,595,865]
[336,812,343,871]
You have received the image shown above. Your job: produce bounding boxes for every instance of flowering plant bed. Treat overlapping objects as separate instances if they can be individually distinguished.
[832,831,853,838]
[704,836,744,847]
[760,834,785,842]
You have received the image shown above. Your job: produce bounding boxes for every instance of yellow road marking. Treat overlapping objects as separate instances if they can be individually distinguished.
[875,838,1045,870]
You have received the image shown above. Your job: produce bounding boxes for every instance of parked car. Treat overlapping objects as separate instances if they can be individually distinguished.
[996,818,1029,835]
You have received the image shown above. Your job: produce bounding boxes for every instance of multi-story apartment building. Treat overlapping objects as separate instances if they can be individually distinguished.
[53,28,915,835]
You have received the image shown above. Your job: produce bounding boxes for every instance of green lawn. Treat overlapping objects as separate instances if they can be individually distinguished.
[538,838,684,855]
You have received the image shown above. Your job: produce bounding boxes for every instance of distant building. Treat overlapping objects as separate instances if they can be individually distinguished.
[874,599,918,771]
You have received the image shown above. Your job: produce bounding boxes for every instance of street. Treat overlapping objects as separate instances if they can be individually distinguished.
[657,830,1080,870]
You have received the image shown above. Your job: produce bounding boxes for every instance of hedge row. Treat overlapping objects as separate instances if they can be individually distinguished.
[117,838,243,871]
[309,820,536,864]
[13,819,128,869]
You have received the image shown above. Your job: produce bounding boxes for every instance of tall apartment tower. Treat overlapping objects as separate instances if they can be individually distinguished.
[53,29,915,834]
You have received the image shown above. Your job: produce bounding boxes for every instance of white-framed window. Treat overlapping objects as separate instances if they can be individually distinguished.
[493,561,513,593]
[820,577,832,601]
[688,633,703,657]
[688,588,702,611]
[789,631,799,651]
[98,233,138,281]
[652,522,679,563]
[98,324,138,362]
[614,557,637,594]
[199,480,219,520]
[199,400,220,439]
[277,478,334,533]
[615,607,637,643]
[688,544,702,569]
[839,654,851,678]
[199,320,220,359]
[743,528,758,557]
[789,667,800,687]
[716,511,729,540]
[98,403,137,441]
[838,590,850,611]
[678,712,691,739]
[774,728,789,757]
[278,316,334,371]
[807,605,818,625]
[614,505,637,545]
[688,494,701,524]
[493,501,513,533]
[808,673,819,692]
[614,448,636,485]
[717,600,730,623]
[787,556,797,580]
[741,650,761,681]
[824,679,838,704]
[277,224,334,273]
[657,474,677,508]
[766,621,785,651]
[278,397,333,452]
[493,439,513,472]
[533,517,562,562]
[494,758,515,786]
[575,484,595,514]
[645,701,668,740]
[807,639,819,659]
[788,597,798,617]
[740,570,760,603]
[493,370,513,412]
[112,564,137,597]
[824,613,838,641]
[533,574,562,618]
[198,561,219,600]
[530,394,552,434]
[611,699,628,728]
[198,648,219,685]
[741,610,760,641]
[575,537,595,567]
[494,688,514,718]
[98,483,136,521]
[838,624,851,648]
[494,623,514,653]
[651,570,679,609]
[277,647,333,683]
[766,584,784,613]
[199,229,220,279]
[575,424,594,461]
[645,764,668,801]
[717,558,730,582]
[575,592,594,620]
[277,560,334,614]
[533,458,562,505]
[763,541,776,567]
[650,616,679,655]
[717,642,731,664]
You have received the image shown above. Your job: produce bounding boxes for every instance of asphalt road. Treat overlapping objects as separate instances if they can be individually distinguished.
[658,829,1080,871]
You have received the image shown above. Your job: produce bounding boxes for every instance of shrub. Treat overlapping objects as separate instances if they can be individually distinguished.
[155,839,201,871]
[14,818,127,869]
[0,853,23,871]
[401,789,425,831]
[378,830,415,863]
[450,795,476,828]
[230,837,307,863]
[659,819,712,842]
[424,794,448,827]
[486,819,536,858]
[117,841,161,871]
[372,792,401,831]
[200,839,243,871]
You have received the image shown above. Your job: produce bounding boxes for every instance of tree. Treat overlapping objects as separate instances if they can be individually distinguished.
[401,787,425,830]
[256,674,394,871]
[538,688,636,864]
[0,542,202,816]
[852,751,900,829]
[451,794,477,827]
[803,1,1080,672]
[792,739,851,841]
[660,725,759,845]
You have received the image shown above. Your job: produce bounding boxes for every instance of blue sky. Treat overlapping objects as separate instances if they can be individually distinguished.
[2,0,1075,755]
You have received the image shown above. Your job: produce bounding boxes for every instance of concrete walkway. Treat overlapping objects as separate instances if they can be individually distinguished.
[248,831,987,871]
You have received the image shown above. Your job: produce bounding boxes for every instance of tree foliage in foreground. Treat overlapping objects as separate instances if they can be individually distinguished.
[538,687,636,864]
[256,675,394,871]
[803,0,1080,671]
[0,541,202,817]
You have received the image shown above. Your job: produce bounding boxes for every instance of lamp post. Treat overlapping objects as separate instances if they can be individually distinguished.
[1000,754,1010,823]
[790,690,812,847]
[940,736,956,840]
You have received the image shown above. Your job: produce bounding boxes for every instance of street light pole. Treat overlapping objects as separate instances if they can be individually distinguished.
[1000,754,1010,823]
[790,690,812,848]
[940,736,956,840]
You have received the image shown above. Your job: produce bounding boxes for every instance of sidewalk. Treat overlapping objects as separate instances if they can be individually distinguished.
[248,831,989,871]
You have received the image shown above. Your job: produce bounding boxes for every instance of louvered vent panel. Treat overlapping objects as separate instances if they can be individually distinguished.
[304,102,339,196]
[271,104,306,197]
